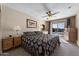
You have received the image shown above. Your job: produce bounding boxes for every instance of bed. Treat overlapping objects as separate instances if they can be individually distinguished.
[21,31,60,56]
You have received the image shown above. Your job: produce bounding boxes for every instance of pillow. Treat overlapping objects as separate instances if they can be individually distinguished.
[23,32,36,36]
[34,31,42,35]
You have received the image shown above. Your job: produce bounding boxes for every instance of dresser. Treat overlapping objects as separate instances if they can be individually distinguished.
[2,36,21,52]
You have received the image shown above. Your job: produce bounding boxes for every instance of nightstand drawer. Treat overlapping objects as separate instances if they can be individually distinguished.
[14,36,21,47]
[2,37,13,51]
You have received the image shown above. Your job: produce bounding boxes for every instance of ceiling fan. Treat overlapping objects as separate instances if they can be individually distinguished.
[42,4,60,19]
[42,11,59,18]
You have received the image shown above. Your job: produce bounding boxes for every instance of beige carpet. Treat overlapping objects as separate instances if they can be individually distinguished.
[52,37,79,56]
[1,37,79,56]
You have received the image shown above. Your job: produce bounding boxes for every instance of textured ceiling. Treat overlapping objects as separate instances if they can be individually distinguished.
[5,3,79,21]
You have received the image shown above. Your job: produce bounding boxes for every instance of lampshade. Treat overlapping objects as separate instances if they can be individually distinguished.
[13,26,21,31]
[40,25,43,29]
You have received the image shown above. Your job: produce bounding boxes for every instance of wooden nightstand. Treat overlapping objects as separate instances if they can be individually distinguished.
[13,36,21,48]
[2,37,13,52]
[2,36,21,52]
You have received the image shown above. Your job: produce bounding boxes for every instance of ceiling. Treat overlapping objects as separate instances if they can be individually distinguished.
[5,3,79,21]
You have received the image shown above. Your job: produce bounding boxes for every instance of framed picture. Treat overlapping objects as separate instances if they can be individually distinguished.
[27,19,37,28]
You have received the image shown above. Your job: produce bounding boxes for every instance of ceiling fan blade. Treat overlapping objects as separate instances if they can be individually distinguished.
[42,15,48,18]
[51,12,60,15]
[42,11,60,18]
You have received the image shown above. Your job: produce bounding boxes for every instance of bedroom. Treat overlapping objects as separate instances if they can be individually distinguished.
[0,3,79,56]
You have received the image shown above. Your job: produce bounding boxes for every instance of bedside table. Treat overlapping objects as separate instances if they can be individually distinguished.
[13,36,21,48]
[2,37,13,52]
[2,36,22,52]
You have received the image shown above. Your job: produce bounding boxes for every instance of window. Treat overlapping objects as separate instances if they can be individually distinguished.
[52,22,64,32]
[58,23,64,29]
[52,24,57,28]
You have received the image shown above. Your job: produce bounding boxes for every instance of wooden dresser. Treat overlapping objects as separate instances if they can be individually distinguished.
[68,28,77,43]
[2,36,21,52]
[64,16,77,43]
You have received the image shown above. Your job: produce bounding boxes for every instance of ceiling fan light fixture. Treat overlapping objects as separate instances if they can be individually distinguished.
[47,16,52,20]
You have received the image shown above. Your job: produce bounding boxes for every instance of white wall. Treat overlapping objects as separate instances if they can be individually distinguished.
[76,11,79,46]
[1,4,45,38]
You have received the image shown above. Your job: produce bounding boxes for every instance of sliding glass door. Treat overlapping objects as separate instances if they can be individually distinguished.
[52,22,65,33]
